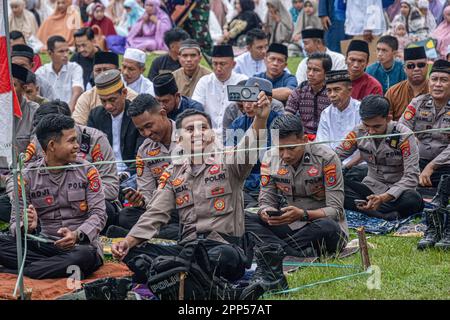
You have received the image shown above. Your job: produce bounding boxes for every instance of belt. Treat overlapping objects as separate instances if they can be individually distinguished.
[196,232,243,247]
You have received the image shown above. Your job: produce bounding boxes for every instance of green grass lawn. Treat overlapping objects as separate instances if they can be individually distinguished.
[19,53,450,300]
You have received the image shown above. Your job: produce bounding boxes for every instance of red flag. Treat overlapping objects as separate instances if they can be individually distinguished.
[0,35,22,118]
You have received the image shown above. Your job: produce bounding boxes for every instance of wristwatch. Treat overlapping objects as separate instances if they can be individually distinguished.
[302,209,309,221]
[76,230,88,244]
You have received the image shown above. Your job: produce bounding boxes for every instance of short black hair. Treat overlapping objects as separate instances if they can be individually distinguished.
[246,28,267,46]
[359,95,390,120]
[10,30,25,41]
[127,93,161,117]
[74,27,95,40]
[270,114,304,138]
[36,114,75,151]
[164,28,190,48]
[307,52,332,72]
[47,35,66,52]
[33,100,72,128]
[377,35,399,51]
[175,109,212,129]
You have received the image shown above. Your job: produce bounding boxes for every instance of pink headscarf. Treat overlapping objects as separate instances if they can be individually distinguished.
[144,0,164,19]
[432,6,450,58]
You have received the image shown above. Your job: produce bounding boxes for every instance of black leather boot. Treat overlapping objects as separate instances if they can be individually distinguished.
[435,212,450,250]
[430,174,450,208]
[240,244,288,299]
[417,208,445,250]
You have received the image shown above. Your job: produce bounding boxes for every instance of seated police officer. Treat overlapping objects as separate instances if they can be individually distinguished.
[0,114,106,279]
[399,59,450,191]
[112,92,271,282]
[337,95,424,221]
[111,94,180,239]
[245,113,349,258]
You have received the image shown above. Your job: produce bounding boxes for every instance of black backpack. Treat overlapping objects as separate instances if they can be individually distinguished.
[128,242,244,300]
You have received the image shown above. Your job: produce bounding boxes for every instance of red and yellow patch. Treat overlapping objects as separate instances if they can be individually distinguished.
[277,168,288,175]
[158,171,171,189]
[151,167,163,176]
[79,201,88,212]
[24,143,36,163]
[171,178,184,187]
[324,164,337,187]
[91,144,104,162]
[403,111,414,121]
[176,197,184,206]
[342,131,357,151]
[400,139,411,157]
[261,175,270,187]
[136,156,144,177]
[87,168,101,192]
[211,187,225,196]
[214,199,225,211]
[209,165,221,175]
[307,166,319,177]
[147,148,161,157]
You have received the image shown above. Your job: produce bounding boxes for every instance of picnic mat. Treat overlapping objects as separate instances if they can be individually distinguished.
[345,210,424,235]
[0,262,132,300]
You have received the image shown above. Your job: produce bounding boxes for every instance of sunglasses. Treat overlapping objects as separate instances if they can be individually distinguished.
[406,62,427,69]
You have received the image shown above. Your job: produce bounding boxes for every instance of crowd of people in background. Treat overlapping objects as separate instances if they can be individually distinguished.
[1,0,449,287]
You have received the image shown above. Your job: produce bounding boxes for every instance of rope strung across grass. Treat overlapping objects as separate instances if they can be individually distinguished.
[266,270,371,297]
[282,262,361,269]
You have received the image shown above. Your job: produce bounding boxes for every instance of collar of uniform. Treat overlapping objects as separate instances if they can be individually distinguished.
[37,158,77,174]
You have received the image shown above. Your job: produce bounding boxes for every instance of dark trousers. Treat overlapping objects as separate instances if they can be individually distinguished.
[243,188,259,209]
[0,194,10,223]
[324,19,347,53]
[123,240,246,282]
[420,159,450,188]
[344,179,424,220]
[118,207,180,240]
[0,234,102,279]
[245,213,347,257]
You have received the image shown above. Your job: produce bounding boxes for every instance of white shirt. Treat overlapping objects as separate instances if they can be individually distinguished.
[192,71,248,132]
[295,48,346,84]
[315,98,361,164]
[125,75,155,95]
[234,52,267,78]
[35,62,83,104]
[345,0,387,36]
[111,111,127,173]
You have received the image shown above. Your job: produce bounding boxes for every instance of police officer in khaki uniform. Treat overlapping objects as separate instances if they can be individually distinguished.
[112,92,271,282]
[19,101,120,230]
[245,114,348,258]
[398,59,450,189]
[113,94,180,239]
[337,95,424,220]
[0,64,39,222]
[0,114,106,279]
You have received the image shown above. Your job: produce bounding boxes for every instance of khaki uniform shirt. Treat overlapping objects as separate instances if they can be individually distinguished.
[398,94,450,166]
[259,144,348,237]
[73,87,138,125]
[15,99,39,155]
[24,125,119,201]
[173,65,211,98]
[10,158,107,257]
[136,120,178,202]
[336,121,420,199]
[128,129,258,245]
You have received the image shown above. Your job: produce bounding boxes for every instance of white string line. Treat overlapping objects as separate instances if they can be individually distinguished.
[12,126,450,173]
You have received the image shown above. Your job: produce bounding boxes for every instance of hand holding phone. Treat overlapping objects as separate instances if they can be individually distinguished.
[354,199,368,208]
[266,209,282,217]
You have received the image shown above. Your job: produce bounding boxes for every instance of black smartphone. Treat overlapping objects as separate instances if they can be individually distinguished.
[266,210,282,217]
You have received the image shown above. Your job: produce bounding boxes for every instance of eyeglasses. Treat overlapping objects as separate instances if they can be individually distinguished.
[406,62,427,69]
